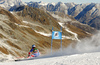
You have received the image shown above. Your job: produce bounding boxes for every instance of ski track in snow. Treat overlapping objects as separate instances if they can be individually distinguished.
[0,52,100,65]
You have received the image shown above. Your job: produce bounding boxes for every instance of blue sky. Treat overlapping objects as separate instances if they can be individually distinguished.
[22,0,100,4]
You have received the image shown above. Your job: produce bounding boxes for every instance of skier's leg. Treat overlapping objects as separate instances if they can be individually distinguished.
[27,54,35,58]
[31,54,35,57]
[27,53,40,58]
[34,52,40,57]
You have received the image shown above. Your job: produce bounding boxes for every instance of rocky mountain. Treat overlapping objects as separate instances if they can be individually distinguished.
[0,0,26,11]
[1,0,100,29]
[68,3,100,29]
[74,3,100,29]
[0,0,100,29]
[0,5,96,59]
[26,1,100,30]
[26,1,76,13]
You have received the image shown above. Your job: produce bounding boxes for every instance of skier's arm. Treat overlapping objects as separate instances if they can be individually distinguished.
[28,48,33,56]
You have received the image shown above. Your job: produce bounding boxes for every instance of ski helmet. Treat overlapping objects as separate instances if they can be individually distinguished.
[32,45,36,48]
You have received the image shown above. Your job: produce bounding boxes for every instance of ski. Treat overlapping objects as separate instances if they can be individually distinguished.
[15,57,35,61]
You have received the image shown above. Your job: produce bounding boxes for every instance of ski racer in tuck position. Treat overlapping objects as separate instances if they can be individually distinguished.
[28,45,40,58]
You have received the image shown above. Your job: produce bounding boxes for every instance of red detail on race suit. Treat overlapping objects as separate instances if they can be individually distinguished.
[31,55,35,57]
[28,52,31,55]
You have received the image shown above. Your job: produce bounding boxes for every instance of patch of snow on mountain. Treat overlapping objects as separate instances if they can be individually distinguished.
[38,1,48,6]
[95,4,100,15]
[23,21,52,37]
[59,22,80,41]
[51,14,71,22]
[34,30,51,37]
[14,23,30,28]
[50,2,56,6]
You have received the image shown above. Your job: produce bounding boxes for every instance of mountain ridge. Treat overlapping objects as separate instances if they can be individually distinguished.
[0,0,26,11]
[25,1,100,30]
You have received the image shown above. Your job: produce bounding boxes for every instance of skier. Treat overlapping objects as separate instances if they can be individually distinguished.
[28,44,40,58]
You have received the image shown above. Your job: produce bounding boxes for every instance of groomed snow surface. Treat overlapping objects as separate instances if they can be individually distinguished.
[0,52,99,65]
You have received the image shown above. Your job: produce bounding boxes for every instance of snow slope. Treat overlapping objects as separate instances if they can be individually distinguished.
[0,52,100,65]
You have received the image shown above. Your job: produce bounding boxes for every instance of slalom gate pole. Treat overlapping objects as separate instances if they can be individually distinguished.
[60,27,62,52]
[51,27,53,54]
